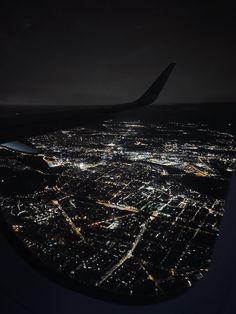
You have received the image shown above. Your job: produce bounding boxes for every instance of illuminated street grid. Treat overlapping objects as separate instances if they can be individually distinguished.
[0,120,235,301]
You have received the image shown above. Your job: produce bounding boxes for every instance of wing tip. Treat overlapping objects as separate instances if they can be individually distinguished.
[134,62,176,106]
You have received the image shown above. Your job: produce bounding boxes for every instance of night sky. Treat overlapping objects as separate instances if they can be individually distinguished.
[0,1,236,105]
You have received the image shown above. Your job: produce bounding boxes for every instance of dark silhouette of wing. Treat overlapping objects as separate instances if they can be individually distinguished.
[0,63,175,153]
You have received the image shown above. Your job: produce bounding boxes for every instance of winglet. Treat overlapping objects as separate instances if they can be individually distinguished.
[133,63,176,107]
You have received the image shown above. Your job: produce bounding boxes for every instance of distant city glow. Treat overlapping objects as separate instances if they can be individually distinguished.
[0,119,235,303]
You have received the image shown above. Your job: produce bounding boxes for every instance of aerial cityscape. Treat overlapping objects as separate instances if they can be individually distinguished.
[0,119,235,303]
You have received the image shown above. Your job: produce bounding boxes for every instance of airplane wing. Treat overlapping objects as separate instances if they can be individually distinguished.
[0,63,175,153]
